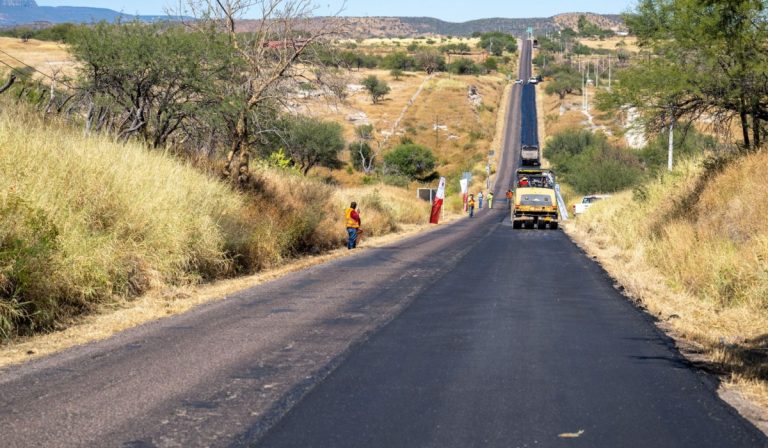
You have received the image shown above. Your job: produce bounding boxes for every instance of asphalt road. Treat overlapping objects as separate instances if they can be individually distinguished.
[0,40,765,448]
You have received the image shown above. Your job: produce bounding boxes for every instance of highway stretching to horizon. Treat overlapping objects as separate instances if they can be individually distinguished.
[0,40,766,448]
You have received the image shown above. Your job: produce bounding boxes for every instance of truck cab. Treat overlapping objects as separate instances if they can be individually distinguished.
[512,169,559,230]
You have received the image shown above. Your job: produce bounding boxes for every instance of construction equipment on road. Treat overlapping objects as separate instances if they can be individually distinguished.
[512,168,559,230]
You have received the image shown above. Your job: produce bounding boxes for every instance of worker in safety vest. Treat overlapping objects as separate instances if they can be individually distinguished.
[488,192,494,209]
[467,194,476,218]
[506,189,513,210]
[345,202,362,249]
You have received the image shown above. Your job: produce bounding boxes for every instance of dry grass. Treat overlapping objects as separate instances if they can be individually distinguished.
[578,36,640,53]
[0,100,432,339]
[0,217,445,369]
[0,36,77,80]
[566,154,768,422]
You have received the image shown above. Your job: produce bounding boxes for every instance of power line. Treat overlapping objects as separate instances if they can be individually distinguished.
[0,48,76,89]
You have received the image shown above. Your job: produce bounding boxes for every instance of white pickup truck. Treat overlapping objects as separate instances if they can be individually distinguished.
[573,195,611,215]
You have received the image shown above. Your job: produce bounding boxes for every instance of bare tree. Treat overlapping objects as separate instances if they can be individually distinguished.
[181,0,343,185]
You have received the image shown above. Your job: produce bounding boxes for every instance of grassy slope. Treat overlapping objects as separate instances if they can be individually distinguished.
[0,106,429,338]
[567,154,768,409]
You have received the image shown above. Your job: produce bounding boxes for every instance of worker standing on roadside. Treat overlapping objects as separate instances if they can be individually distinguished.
[506,189,513,210]
[345,202,362,250]
[488,192,494,209]
[467,194,476,218]
[478,191,484,209]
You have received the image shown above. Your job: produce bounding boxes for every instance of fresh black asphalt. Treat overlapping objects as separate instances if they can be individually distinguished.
[254,213,767,448]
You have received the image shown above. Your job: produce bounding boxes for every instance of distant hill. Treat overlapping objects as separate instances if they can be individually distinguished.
[0,1,177,27]
[236,14,625,38]
[0,2,624,37]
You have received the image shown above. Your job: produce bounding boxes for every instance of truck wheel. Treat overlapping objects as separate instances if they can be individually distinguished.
[550,222,559,230]
[513,221,522,229]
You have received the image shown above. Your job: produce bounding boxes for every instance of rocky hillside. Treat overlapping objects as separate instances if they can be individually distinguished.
[552,13,625,32]
[235,14,625,38]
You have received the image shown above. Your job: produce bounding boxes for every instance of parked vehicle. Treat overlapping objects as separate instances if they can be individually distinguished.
[573,195,611,215]
[514,79,524,85]
[527,76,539,84]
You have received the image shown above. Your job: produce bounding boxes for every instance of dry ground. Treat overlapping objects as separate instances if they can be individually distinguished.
[579,36,640,53]
[0,36,77,80]
[0,218,460,369]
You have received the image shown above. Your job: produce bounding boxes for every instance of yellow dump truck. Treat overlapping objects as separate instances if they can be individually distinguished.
[512,169,559,230]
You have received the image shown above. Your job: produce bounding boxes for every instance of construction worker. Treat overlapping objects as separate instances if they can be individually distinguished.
[506,189,513,210]
[519,177,530,187]
[478,191,484,209]
[345,202,362,249]
[488,192,494,209]
[467,194,476,218]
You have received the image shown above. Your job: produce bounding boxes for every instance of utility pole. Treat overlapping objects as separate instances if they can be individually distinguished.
[595,59,599,88]
[608,54,612,91]
[434,113,440,150]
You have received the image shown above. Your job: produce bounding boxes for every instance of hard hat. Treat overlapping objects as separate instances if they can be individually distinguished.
[522,177,528,180]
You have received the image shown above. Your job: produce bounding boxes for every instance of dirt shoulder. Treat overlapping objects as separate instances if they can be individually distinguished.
[0,218,459,369]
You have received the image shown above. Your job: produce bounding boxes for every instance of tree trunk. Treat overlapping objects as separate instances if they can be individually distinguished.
[0,74,16,94]
[740,97,751,150]
[223,111,250,186]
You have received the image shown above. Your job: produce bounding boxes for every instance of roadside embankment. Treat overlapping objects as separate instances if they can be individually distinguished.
[0,105,429,341]
[566,153,768,421]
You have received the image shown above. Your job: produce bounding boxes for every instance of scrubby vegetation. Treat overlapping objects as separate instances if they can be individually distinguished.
[0,106,429,338]
[569,153,768,406]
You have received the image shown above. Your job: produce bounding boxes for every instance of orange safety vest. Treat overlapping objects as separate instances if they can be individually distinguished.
[345,208,361,228]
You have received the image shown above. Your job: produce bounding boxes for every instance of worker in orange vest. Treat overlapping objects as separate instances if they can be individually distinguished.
[345,202,362,249]
[467,194,476,218]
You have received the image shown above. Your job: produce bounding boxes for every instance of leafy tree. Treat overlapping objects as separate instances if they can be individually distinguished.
[70,22,229,148]
[543,65,582,100]
[390,68,404,80]
[362,75,391,104]
[281,117,345,176]
[483,57,499,71]
[603,0,768,151]
[477,32,518,56]
[383,143,436,180]
[545,129,644,193]
[382,52,415,70]
[448,58,482,75]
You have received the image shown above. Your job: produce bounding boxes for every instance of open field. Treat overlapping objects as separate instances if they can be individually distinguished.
[0,36,77,80]
[579,36,640,52]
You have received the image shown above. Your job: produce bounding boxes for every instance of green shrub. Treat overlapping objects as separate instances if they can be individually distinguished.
[383,143,437,180]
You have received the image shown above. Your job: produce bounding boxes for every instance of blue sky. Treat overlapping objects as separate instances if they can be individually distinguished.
[37,1,637,22]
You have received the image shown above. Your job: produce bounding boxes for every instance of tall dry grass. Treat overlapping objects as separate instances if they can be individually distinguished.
[0,104,431,338]
[0,107,246,336]
[567,153,768,408]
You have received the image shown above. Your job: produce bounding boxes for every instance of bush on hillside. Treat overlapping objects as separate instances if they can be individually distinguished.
[545,129,643,193]
[383,143,437,180]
